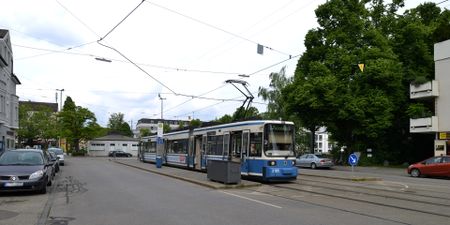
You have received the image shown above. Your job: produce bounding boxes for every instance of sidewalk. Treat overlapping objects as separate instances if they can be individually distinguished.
[112,158,384,187]
[111,158,262,189]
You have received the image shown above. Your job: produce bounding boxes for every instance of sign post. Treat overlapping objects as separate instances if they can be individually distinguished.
[348,153,359,176]
[156,122,164,168]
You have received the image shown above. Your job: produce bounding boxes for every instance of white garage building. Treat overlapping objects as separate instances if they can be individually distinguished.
[88,134,139,157]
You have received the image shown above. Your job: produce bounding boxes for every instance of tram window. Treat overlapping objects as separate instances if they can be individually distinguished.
[249,133,262,157]
[172,139,188,154]
[207,135,224,155]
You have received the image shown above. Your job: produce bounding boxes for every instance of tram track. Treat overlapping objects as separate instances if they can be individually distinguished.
[251,186,412,225]
[293,178,450,207]
[299,176,450,198]
[264,183,450,219]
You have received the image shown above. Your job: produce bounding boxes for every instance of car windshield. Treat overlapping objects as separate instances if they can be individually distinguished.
[48,148,64,155]
[264,123,295,157]
[0,151,44,166]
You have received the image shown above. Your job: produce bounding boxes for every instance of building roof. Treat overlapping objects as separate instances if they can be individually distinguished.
[19,101,58,112]
[91,134,138,142]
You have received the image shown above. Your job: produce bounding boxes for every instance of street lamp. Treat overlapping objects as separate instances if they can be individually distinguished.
[56,89,64,111]
[158,93,166,119]
[94,57,112,63]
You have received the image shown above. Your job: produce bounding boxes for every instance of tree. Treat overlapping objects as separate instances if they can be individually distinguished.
[18,104,60,148]
[59,97,99,153]
[258,66,292,120]
[140,128,151,137]
[18,104,39,147]
[107,112,133,137]
[189,119,202,128]
[286,0,405,158]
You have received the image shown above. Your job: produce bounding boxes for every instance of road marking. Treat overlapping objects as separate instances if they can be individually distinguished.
[383,181,409,191]
[219,191,282,209]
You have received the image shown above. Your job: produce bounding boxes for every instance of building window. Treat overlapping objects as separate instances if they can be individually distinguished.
[123,144,128,147]
[110,143,115,146]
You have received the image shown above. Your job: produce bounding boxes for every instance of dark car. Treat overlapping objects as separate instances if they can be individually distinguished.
[47,151,60,174]
[108,150,132,157]
[0,149,54,194]
[407,155,450,178]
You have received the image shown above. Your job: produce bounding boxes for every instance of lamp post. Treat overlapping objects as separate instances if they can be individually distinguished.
[56,88,64,149]
[158,93,166,119]
[56,89,64,111]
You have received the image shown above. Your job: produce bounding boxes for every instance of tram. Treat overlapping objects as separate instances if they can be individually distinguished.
[138,120,298,181]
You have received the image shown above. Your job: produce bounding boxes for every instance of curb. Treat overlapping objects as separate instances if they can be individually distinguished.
[112,160,261,189]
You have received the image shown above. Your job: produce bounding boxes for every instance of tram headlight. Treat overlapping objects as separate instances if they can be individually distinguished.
[268,161,277,166]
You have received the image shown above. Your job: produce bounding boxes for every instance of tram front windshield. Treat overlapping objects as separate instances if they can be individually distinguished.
[264,123,295,157]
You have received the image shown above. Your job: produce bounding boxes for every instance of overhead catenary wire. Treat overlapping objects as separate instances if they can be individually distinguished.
[143,0,293,57]
[55,0,102,38]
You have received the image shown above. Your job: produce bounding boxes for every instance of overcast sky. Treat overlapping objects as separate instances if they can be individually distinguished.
[2,0,445,128]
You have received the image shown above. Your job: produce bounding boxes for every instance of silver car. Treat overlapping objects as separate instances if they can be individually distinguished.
[296,154,334,169]
[48,148,65,166]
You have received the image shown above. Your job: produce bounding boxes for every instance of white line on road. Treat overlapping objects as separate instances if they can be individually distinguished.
[219,191,282,209]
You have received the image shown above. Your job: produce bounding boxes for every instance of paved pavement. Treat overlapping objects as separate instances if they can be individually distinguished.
[112,158,389,187]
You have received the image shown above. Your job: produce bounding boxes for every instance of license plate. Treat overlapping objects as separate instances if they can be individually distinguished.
[4,182,23,187]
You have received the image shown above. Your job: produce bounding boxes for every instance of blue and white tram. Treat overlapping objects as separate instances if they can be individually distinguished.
[138,120,298,181]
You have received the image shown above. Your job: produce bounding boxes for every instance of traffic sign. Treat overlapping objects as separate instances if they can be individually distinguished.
[348,153,358,166]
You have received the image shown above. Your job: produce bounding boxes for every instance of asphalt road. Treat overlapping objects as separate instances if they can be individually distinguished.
[2,157,449,225]
[44,158,408,225]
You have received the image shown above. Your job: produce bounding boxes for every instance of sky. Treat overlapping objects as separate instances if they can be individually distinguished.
[1,0,447,128]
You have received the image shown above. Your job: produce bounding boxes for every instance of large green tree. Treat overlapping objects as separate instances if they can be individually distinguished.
[59,97,99,152]
[281,0,450,163]
[18,104,58,148]
[107,112,133,137]
[285,0,405,159]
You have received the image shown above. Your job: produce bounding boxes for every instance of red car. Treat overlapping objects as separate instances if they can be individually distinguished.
[407,156,450,177]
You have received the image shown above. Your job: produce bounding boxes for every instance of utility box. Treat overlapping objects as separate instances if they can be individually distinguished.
[207,160,241,184]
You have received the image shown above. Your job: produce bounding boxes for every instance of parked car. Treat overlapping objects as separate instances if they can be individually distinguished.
[48,147,65,166]
[407,155,450,178]
[108,150,132,157]
[47,151,60,173]
[0,149,54,194]
[296,154,334,169]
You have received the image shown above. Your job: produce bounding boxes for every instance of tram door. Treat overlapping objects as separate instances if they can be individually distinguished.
[194,136,202,170]
[231,132,242,163]
[241,130,250,175]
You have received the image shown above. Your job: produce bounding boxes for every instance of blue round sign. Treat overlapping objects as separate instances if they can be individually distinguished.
[348,153,358,166]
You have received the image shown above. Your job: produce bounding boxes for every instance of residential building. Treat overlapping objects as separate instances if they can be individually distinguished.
[314,127,333,154]
[134,118,189,138]
[87,134,139,157]
[409,39,450,156]
[0,29,21,152]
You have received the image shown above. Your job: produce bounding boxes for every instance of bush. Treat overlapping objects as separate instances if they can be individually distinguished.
[71,148,87,156]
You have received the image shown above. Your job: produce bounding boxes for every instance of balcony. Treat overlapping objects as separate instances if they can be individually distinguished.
[410,116,439,133]
[410,81,439,99]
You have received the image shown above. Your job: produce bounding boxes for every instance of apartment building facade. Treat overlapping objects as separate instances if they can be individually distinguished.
[0,29,21,152]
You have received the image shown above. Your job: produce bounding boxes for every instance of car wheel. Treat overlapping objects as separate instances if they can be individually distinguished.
[311,163,317,169]
[39,179,47,194]
[410,168,421,177]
